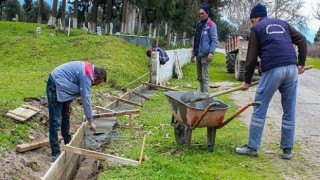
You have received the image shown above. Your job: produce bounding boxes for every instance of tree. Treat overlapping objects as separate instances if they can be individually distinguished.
[30,1,50,23]
[73,0,79,28]
[47,0,58,27]
[3,0,20,20]
[314,2,320,20]
[22,0,33,22]
[222,0,308,33]
[314,28,320,44]
[61,0,66,29]
[37,0,43,23]
[0,0,7,20]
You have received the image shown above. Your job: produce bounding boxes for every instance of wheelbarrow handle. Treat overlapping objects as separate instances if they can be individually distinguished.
[217,101,261,129]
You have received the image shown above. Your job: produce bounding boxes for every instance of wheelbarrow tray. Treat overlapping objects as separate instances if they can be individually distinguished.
[164,91,229,128]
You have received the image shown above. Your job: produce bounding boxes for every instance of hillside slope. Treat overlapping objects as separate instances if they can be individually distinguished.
[0,21,149,153]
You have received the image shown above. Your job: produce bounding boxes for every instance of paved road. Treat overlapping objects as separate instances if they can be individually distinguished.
[231,67,320,178]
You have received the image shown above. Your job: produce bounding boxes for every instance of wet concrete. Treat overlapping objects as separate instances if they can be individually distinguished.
[73,89,157,180]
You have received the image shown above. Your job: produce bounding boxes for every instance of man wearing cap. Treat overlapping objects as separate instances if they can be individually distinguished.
[47,61,107,162]
[191,4,218,94]
[235,3,307,159]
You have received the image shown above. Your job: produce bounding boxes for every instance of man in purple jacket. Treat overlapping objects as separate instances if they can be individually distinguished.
[47,61,107,162]
[235,3,307,160]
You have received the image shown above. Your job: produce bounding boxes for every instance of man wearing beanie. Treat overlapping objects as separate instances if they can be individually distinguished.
[191,4,218,94]
[235,3,307,160]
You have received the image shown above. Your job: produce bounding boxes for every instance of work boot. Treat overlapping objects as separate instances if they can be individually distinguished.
[50,153,61,162]
[235,145,258,157]
[282,148,292,160]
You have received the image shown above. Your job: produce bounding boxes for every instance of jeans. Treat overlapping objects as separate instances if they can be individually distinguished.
[47,75,72,156]
[196,56,210,94]
[247,64,298,150]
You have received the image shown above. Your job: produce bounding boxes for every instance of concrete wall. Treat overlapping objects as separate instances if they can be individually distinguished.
[150,48,192,84]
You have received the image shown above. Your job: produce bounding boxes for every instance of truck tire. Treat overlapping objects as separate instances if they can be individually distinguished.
[235,57,245,81]
[226,53,235,73]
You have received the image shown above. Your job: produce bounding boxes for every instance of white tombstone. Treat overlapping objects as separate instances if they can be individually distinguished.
[109,23,113,35]
[97,26,102,36]
[88,22,91,32]
[36,27,41,36]
[173,33,177,46]
[182,32,187,46]
[148,23,152,38]
[68,18,71,36]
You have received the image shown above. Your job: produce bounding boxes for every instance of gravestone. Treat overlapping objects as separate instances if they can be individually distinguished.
[36,27,41,36]
[97,26,102,36]
[109,23,113,35]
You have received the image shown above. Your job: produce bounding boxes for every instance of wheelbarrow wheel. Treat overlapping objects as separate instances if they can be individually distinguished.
[171,115,192,146]
[174,124,191,145]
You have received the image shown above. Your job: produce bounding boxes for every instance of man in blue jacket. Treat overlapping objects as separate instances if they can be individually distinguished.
[192,4,218,94]
[235,3,307,159]
[47,61,107,162]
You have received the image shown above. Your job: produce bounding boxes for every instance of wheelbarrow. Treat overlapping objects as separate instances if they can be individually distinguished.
[164,90,261,152]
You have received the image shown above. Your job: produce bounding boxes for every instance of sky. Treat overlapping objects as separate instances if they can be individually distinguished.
[301,0,320,43]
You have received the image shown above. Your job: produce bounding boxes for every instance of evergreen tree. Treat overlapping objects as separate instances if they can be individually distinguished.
[3,0,20,20]
[314,27,320,44]
[23,0,33,22]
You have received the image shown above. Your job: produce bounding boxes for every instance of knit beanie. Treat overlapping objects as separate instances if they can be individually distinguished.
[250,3,267,19]
[200,4,210,15]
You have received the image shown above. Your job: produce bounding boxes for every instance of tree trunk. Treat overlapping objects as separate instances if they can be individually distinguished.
[166,25,172,46]
[61,0,66,29]
[72,0,78,28]
[121,0,128,33]
[102,0,112,34]
[91,0,99,33]
[47,0,58,26]
[136,8,142,47]
[156,21,160,46]
[37,0,44,23]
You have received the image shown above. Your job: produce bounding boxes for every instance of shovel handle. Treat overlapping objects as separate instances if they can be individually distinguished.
[190,81,259,103]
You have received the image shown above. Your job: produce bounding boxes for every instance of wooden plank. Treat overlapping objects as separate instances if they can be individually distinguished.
[92,109,140,118]
[174,51,183,79]
[142,82,178,91]
[63,145,139,166]
[139,134,147,164]
[16,136,63,153]
[4,113,25,121]
[22,105,41,112]
[131,91,150,100]
[120,72,149,90]
[43,122,85,180]
[112,96,143,107]
[95,106,116,113]
[5,105,40,122]
[8,110,29,118]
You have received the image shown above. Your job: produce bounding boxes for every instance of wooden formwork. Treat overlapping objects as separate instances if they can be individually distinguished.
[42,84,151,179]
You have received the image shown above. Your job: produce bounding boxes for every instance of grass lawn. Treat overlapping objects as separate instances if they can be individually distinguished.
[0,21,319,179]
[98,53,282,179]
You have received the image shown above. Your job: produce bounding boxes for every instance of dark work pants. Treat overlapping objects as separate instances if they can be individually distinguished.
[46,75,72,156]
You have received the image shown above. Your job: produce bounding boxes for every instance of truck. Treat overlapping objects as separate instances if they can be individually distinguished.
[225,34,261,81]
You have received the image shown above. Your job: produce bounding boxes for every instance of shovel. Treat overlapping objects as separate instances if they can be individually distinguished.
[183,65,313,104]
[182,81,259,104]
